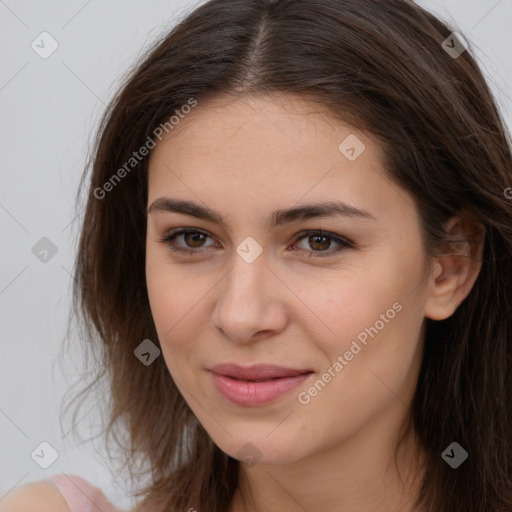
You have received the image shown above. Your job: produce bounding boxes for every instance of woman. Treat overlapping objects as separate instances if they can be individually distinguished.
[4,0,511,510]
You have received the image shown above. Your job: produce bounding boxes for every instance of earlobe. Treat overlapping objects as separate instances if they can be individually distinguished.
[424,215,485,321]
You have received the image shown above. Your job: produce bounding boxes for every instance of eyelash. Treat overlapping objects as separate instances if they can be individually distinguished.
[158,228,353,258]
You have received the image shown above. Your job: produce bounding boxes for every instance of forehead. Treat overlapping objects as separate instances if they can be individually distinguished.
[147,94,409,226]
[149,94,383,176]
[152,94,375,156]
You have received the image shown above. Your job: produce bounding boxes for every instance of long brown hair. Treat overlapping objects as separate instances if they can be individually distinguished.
[63,1,512,510]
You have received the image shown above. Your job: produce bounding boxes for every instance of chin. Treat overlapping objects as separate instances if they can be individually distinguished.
[212,432,306,466]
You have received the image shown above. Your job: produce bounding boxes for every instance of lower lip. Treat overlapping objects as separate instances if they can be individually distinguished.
[211,372,312,406]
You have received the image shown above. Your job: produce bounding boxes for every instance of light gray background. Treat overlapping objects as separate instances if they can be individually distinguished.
[1,0,511,508]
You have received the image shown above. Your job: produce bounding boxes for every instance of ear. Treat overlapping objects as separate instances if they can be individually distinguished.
[424,214,485,321]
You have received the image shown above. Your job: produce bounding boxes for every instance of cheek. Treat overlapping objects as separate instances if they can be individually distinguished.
[296,261,408,351]
[146,242,197,330]
[299,249,426,395]
[145,254,218,370]
[146,250,187,349]
[308,273,424,405]
[146,278,195,377]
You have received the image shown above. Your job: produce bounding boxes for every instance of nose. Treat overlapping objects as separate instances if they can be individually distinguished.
[211,250,288,344]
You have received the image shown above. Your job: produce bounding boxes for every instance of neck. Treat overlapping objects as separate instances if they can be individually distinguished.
[229,413,427,512]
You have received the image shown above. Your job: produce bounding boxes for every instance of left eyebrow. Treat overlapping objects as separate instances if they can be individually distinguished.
[147,197,376,227]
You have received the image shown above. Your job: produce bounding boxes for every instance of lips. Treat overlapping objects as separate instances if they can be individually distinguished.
[210,363,312,381]
[209,363,313,406]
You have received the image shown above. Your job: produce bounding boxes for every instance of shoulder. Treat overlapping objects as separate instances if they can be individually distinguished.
[1,474,129,512]
[0,480,70,512]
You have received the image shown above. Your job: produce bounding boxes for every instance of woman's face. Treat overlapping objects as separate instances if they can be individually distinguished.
[145,94,432,466]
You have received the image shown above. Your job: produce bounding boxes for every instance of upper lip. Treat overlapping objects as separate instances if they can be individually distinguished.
[209,363,313,380]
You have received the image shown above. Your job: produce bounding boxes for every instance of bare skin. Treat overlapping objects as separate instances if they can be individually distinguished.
[145,93,482,512]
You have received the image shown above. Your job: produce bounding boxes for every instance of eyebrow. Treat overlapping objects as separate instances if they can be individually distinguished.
[148,197,376,227]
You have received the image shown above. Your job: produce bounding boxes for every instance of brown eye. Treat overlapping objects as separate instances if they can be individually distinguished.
[308,234,331,251]
[290,230,353,258]
[159,228,217,254]
[182,232,208,248]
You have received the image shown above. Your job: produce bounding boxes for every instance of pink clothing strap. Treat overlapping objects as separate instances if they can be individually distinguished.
[48,474,127,512]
